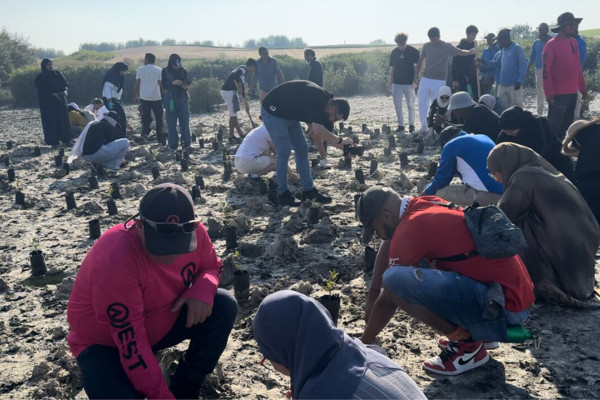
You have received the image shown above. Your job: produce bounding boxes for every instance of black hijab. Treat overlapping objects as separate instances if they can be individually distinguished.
[41,58,52,72]
[500,106,532,130]
[102,62,128,91]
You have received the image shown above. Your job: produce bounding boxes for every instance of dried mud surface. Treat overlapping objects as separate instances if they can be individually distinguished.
[1,91,599,399]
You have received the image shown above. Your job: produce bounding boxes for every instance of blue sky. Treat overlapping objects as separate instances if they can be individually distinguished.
[1,0,598,54]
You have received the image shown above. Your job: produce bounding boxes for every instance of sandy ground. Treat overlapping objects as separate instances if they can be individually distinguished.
[1,90,600,399]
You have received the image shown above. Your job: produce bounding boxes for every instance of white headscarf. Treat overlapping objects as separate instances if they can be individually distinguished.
[437,86,452,108]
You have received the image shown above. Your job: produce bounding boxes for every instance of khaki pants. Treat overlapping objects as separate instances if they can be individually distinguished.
[497,85,523,108]
[535,68,545,116]
[435,185,501,207]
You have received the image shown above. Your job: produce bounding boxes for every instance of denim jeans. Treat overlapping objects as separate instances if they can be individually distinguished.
[164,96,190,149]
[383,266,529,342]
[76,289,238,399]
[260,107,313,194]
[82,138,130,171]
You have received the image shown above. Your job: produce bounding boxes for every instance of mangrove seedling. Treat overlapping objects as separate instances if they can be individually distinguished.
[324,270,339,294]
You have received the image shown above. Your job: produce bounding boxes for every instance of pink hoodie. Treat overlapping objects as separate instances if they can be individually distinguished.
[67,222,221,399]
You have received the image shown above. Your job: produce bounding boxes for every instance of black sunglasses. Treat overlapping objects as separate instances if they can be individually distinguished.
[126,213,200,235]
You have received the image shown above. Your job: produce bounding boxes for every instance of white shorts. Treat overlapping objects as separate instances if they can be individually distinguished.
[220,90,240,117]
[234,155,273,175]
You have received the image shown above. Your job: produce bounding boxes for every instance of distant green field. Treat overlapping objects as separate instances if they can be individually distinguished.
[580,28,600,37]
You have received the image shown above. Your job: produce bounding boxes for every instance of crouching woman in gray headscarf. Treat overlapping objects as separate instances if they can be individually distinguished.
[253,290,426,399]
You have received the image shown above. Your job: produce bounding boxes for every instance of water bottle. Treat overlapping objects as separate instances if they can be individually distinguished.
[169,98,175,112]
[507,325,533,343]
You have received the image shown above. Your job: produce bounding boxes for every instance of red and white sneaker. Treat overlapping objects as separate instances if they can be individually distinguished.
[437,336,499,350]
[423,340,489,375]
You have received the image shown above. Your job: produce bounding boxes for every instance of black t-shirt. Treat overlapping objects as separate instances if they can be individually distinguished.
[452,39,476,80]
[82,119,121,155]
[462,104,500,142]
[262,80,332,126]
[222,66,246,94]
[389,45,420,84]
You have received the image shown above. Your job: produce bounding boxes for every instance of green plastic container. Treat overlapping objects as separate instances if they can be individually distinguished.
[507,325,533,343]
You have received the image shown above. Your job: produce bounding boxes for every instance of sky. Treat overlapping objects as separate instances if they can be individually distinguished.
[2,0,599,54]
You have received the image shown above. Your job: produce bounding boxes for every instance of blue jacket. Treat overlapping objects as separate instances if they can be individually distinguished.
[485,42,527,86]
[529,38,549,69]
[425,132,503,195]
[576,36,587,67]
[481,45,499,79]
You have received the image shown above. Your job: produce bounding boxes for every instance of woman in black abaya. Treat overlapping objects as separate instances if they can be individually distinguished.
[34,59,71,145]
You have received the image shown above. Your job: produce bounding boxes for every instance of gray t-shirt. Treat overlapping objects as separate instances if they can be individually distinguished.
[257,57,282,92]
[420,41,462,81]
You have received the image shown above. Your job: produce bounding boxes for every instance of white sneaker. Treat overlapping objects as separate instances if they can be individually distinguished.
[413,127,428,135]
[319,158,331,168]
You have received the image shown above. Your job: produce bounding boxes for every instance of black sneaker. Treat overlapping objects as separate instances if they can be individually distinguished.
[301,187,332,204]
[409,125,415,133]
[396,125,405,133]
[279,190,301,206]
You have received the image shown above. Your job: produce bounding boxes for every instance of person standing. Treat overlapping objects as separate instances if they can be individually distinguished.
[388,32,420,133]
[250,47,285,103]
[528,23,551,116]
[135,53,163,139]
[414,27,476,134]
[452,25,480,100]
[304,48,323,87]
[220,59,257,141]
[543,12,586,140]
[162,54,191,149]
[66,183,237,399]
[34,58,71,146]
[260,80,353,205]
[479,33,499,95]
[493,29,527,109]
[102,62,129,137]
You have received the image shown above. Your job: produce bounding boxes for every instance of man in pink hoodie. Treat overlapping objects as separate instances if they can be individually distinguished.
[67,183,237,399]
[542,12,587,140]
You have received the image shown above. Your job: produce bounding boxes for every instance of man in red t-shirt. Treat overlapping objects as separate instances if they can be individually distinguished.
[67,183,237,399]
[357,187,534,376]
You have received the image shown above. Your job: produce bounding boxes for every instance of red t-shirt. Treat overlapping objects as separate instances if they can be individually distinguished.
[67,223,221,399]
[388,196,534,312]
[542,36,586,97]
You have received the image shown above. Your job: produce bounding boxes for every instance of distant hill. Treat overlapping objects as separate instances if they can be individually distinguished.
[108,44,398,64]
[580,29,600,37]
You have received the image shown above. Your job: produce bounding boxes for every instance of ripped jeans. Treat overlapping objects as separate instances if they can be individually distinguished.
[383,266,529,342]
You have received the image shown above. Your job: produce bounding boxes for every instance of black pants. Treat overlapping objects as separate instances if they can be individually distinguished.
[548,93,577,140]
[76,289,238,399]
[141,99,163,136]
[456,69,480,100]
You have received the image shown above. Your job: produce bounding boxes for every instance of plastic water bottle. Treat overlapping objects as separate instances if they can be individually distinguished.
[169,98,175,112]
[507,325,533,343]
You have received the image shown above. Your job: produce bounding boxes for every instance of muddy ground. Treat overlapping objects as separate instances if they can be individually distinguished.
[0,90,599,399]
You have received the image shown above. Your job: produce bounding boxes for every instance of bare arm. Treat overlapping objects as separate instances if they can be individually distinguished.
[134,79,141,101]
[362,288,398,344]
[249,72,257,92]
[365,240,391,322]
[414,56,425,85]
[158,79,164,95]
[311,123,353,150]
[277,71,285,84]
[235,80,250,113]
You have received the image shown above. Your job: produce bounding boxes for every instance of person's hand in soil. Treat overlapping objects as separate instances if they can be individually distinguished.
[171,297,213,327]
[335,137,355,151]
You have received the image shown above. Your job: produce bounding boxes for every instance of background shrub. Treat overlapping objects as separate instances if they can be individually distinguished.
[188,78,223,113]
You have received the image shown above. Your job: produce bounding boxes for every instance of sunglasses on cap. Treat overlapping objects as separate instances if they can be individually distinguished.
[125,213,200,234]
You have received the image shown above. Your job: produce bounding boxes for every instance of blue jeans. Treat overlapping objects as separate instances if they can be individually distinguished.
[164,96,190,149]
[76,289,237,399]
[260,107,313,194]
[82,138,130,171]
[383,267,529,342]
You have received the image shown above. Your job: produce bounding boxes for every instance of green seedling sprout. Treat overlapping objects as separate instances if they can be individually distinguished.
[31,236,40,251]
[324,270,339,294]
[151,148,157,161]
[108,184,114,198]
[64,182,71,193]
[14,178,21,189]
[234,250,243,270]
[311,197,317,208]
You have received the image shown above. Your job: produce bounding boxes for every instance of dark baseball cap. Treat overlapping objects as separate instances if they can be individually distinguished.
[355,186,395,245]
[138,183,198,256]
[484,33,496,40]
